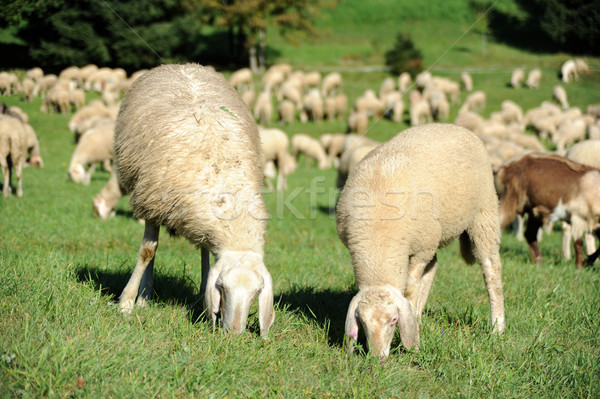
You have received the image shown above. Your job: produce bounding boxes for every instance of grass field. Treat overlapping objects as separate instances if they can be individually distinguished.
[2,0,600,397]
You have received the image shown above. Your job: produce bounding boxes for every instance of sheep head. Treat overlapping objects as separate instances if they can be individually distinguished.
[68,164,90,184]
[205,251,274,338]
[345,286,418,361]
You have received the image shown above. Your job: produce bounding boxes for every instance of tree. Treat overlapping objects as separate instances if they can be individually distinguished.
[384,33,423,77]
[183,0,339,72]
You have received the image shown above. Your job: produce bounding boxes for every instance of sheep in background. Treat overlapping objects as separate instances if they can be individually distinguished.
[92,174,124,220]
[354,89,383,117]
[25,67,44,83]
[554,116,595,153]
[337,124,505,360]
[455,109,484,132]
[68,118,115,184]
[461,71,473,91]
[320,133,346,166]
[575,59,590,76]
[277,82,303,110]
[460,90,486,114]
[497,153,600,268]
[428,91,449,122]
[379,77,396,99]
[321,72,342,97]
[291,134,330,169]
[553,85,569,109]
[22,78,35,102]
[526,68,542,88]
[336,141,379,190]
[259,126,297,191]
[115,64,274,338]
[382,91,404,122]
[511,68,525,88]
[347,110,369,134]
[254,90,273,125]
[0,116,28,197]
[409,91,432,126]
[302,89,324,122]
[278,100,295,124]
[229,68,253,93]
[303,71,322,91]
[500,100,523,125]
[563,140,600,259]
[240,89,255,109]
[334,93,348,120]
[561,60,577,83]
[69,101,118,143]
[398,72,411,93]
[0,72,20,95]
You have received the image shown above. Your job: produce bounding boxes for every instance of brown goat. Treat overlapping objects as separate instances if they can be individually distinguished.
[497,153,600,268]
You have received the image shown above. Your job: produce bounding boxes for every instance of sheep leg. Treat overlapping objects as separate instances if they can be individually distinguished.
[1,162,9,197]
[574,238,584,270]
[470,213,506,334]
[585,233,597,256]
[199,247,210,303]
[561,222,572,259]
[524,216,543,263]
[404,251,436,322]
[413,256,438,323]
[119,222,160,313]
[14,161,23,197]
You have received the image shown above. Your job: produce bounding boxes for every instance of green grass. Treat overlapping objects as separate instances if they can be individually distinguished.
[2,0,600,396]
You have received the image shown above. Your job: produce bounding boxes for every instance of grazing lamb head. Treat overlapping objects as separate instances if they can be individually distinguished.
[345,286,418,361]
[206,251,274,338]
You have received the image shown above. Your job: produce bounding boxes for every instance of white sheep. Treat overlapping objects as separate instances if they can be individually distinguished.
[347,110,369,134]
[561,60,577,83]
[68,118,115,184]
[336,141,379,189]
[409,91,432,126]
[0,116,28,197]
[526,68,542,89]
[278,100,295,124]
[337,123,505,360]
[461,71,473,91]
[321,72,342,97]
[398,72,411,93]
[253,90,273,125]
[115,64,274,337]
[229,68,253,93]
[511,68,525,88]
[552,85,569,109]
[92,174,124,220]
[460,90,486,114]
[259,126,297,191]
[563,140,600,259]
[291,133,329,169]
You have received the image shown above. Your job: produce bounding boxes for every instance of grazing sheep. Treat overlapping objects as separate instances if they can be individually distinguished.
[68,118,115,184]
[383,91,405,122]
[553,85,569,109]
[336,141,379,189]
[409,91,432,126]
[460,90,486,114]
[253,90,273,125]
[511,68,525,88]
[379,77,396,99]
[500,100,523,125]
[497,153,600,268]
[347,110,369,134]
[454,110,484,132]
[526,68,542,88]
[0,116,28,197]
[320,133,346,166]
[321,72,342,97]
[561,60,577,83]
[92,174,124,220]
[115,64,274,337]
[354,89,383,117]
[22,78,35,102]
[460,71,473,91]
[259,126,297,191]
[337,124,505,360]
[229,68,253,93]
[302,89,324,122]
[398,72,412,93]
[25,67,44,83]
[563,140,600,259]
[240,89,255,109]
[291,134,329,169]
[428,91,449,122]
[278,100,295,124]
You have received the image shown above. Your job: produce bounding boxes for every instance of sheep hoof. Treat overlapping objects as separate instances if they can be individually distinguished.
[119,299,135,314]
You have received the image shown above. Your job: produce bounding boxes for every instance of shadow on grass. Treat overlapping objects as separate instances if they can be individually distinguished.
[74,264,207,324]
[277,286,354,348]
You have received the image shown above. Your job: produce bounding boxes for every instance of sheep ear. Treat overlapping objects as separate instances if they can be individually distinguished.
[344,293,361,354]
[389,288,419,349]
[257,267,274,339]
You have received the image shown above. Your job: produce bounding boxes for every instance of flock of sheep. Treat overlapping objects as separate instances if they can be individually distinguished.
[0,57,599,360]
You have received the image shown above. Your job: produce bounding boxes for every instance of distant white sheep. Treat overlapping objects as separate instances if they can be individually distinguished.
[552,85,569,109]
[291,134,330,169]
[68,118,115,184]
[511,68,525,88]
[461,71,473,91]
[526,68,542,88]
[337,124,505,360]
[0,116,28,197]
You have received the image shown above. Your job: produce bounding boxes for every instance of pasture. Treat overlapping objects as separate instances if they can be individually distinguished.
[2,1,600,396]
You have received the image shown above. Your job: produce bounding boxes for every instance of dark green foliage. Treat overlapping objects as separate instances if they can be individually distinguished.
[384,32,423,76]
[0,0,207,72]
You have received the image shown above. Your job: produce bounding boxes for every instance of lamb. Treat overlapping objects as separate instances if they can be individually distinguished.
[337,124,505,360]
[526,68,542,89]
[398,72,411,93]
[497,153,600,268]
[115,64,275,337]
[511,68,525,88]
[553,85,569,109]
[0,116,28,197]
[291,133,330,169]
[68,118,115,184]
